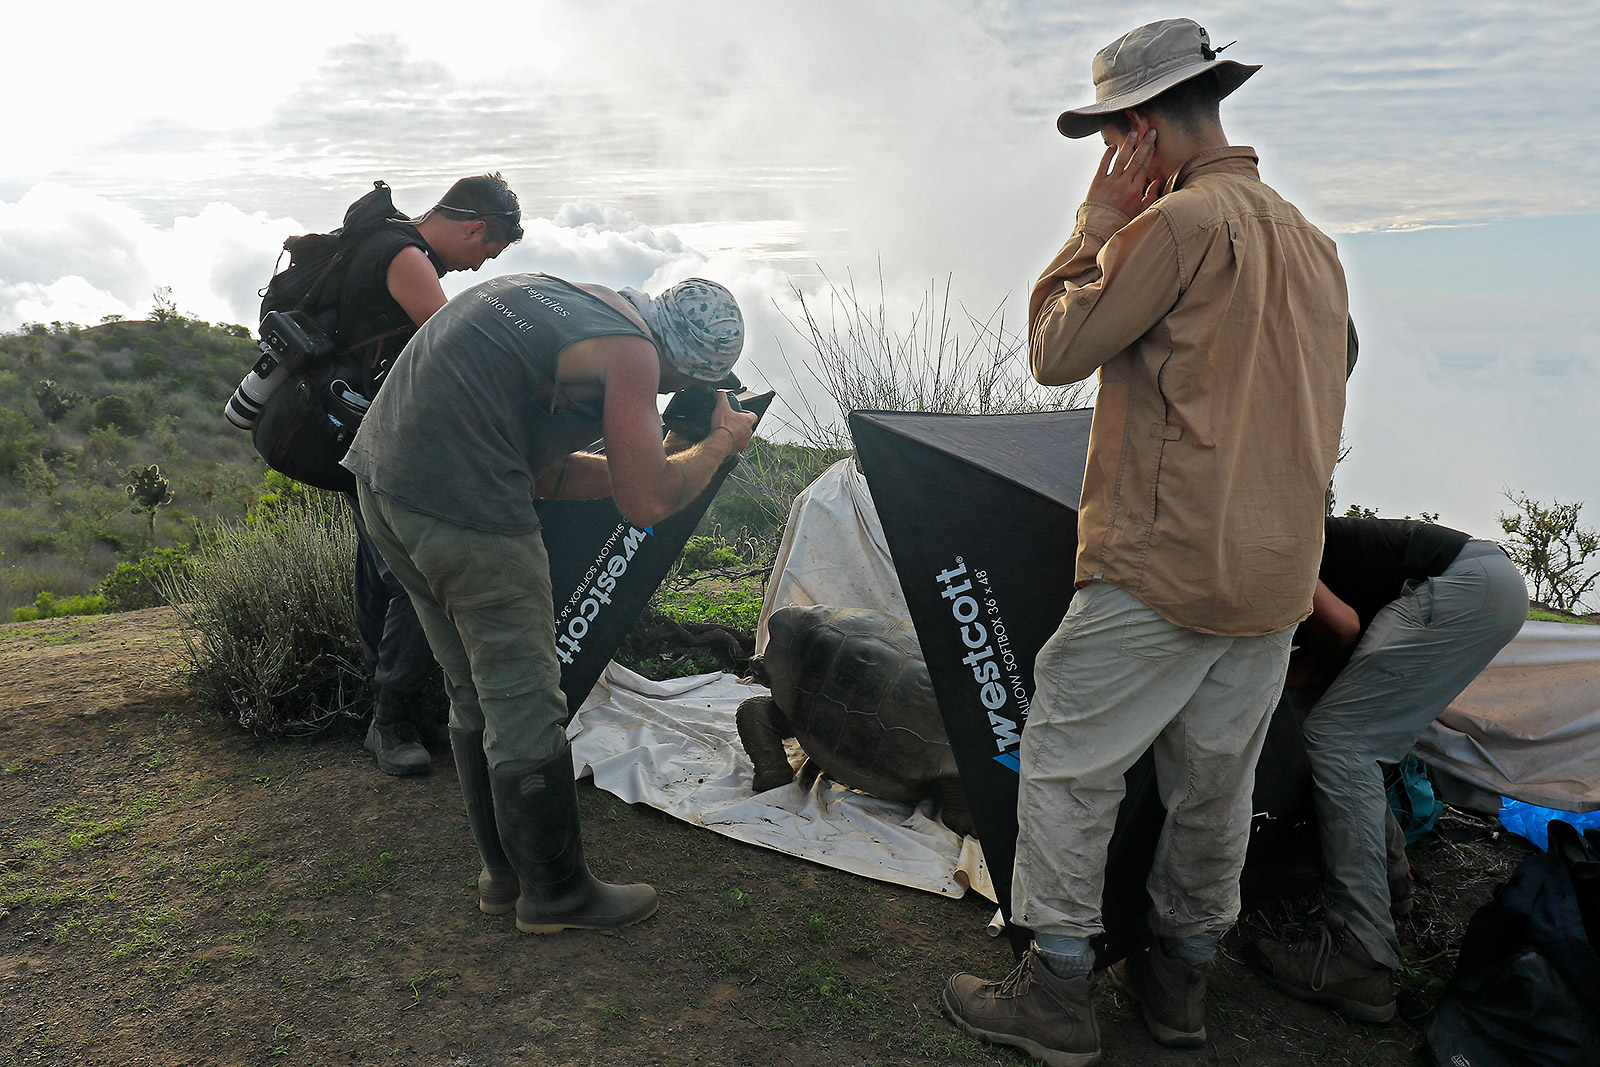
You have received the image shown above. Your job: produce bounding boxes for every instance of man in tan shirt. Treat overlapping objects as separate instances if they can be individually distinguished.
[943,20,1348,1066]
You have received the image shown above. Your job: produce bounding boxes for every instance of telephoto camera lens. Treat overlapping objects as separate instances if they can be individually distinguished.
[223,346,285,430]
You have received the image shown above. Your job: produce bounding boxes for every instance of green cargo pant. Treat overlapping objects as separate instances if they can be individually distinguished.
[355,481,570,771]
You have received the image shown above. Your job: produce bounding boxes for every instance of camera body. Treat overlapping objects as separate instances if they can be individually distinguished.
[259,309,336,366]
[225,311,337,430]
[662,372,743,442]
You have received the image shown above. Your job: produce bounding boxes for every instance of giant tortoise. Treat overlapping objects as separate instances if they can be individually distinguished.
[736,604,973,836]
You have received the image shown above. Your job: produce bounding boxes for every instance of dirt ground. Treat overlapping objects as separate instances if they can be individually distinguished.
[1,608,1530,1066]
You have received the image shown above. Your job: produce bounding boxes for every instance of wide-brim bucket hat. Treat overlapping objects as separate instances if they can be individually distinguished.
[1056,18,1259,139]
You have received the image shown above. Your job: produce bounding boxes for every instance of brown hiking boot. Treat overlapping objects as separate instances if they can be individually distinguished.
[1106,943,1208,1048]
[1249,912,1396,1023]
[942,947,1101,1067]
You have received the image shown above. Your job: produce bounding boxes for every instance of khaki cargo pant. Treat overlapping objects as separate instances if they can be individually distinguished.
[1300,542,1526,969]
[355,481,571,772]
[1012,581,1294,942]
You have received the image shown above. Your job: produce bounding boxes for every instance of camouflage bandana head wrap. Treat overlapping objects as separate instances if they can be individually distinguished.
[619,278,744,383]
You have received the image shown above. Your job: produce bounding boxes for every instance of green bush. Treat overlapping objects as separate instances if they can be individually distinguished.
[655,578,765,633]
[675,534,742,576]
[614,576,765,679]
[77,425,134,472]
[163,493,364,736]
[0,406,44,477]
[99,548,189,612]
[246,470,320,527]
[11,590,108,622]
[92,394,140,434]
[131,351,168,379]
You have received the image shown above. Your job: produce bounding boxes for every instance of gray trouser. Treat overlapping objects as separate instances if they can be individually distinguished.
[1012,582,1295,942]
[1302,542,1526,969]
[354,481,571,771]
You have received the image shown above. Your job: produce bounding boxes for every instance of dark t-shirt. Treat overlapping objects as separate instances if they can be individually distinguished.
[1319,517,1472,631]
[337,224,442,381]
[342,274,651,535]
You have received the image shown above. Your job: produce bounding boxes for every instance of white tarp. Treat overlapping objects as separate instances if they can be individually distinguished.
[754,457,907,654]
[568,662,994,902]
[1415,620,1600,813]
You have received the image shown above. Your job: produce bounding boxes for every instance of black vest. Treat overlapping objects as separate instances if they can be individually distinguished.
[336,224,443,382]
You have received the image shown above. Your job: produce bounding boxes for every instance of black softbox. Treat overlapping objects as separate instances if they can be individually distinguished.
[850,408,1318,963]
[537,393,773,718]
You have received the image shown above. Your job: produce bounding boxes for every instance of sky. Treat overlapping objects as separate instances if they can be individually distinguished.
[2,0,1596,563]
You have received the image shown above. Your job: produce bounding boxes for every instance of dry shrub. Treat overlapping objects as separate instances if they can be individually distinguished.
[773,272,1092,452]
[162,493,364,735]
[733,274,1091,537]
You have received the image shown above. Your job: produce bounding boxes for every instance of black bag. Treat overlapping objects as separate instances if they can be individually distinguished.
[250,356,372,493]
[258,180,410,332]
[249,182,414,491]
[1424,821,1600,1066]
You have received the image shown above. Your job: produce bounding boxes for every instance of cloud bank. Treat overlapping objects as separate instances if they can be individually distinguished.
[1,1,1595,530]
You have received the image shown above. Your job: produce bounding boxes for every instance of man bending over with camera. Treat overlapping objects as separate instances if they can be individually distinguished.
[341,273,757,934]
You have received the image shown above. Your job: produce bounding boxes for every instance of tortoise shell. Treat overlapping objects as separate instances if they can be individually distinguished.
[763,604,956,804]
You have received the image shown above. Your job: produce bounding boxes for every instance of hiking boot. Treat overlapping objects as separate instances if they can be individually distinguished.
[1248,912,1396,1023]
[364,686,431,776]
[942,947,1101,1067]
[364,719,431,775]
[1106,942,1208,1048]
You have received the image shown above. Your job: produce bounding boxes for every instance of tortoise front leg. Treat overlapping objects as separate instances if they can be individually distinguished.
[735,695,796,794]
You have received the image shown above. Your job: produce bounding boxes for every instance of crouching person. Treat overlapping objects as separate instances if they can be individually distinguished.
[341,273,757,932]
[1249,516,1527,1018]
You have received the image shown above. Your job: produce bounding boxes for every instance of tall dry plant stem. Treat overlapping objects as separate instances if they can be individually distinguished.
[770,271,1090,452]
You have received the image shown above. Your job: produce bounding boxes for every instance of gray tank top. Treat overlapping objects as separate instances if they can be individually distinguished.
[343,274,651,534]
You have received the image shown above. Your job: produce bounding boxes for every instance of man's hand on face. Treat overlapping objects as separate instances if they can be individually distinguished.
[1087,126,1160,220]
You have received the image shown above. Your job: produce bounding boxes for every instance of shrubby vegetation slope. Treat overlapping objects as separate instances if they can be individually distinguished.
[0,306,832,617]
[0,308,268,611]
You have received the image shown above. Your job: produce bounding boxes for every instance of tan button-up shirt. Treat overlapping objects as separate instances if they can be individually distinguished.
[1030,146,1348,637]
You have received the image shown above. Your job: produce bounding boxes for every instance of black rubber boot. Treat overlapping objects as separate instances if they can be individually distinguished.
[364,686,431,776]
[450,728,519,915]
[488,743,658,934]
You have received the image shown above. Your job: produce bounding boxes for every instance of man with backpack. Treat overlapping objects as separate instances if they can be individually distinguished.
[242,174,522,775]
[339,173,524,776]
[342,272,757,934]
